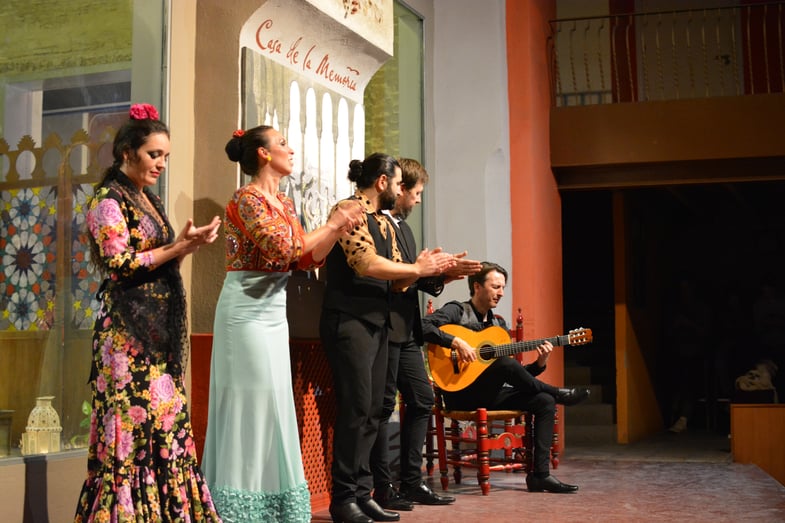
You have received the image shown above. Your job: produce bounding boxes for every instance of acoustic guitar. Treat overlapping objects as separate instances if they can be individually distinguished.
[427,324,593,392]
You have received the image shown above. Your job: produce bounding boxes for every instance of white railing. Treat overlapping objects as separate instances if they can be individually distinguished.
[550,2,785,106]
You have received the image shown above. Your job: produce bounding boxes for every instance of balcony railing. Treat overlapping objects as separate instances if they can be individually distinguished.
[549,1,785,106]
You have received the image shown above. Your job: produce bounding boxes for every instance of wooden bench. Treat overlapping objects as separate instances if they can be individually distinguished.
[730,403,785,486]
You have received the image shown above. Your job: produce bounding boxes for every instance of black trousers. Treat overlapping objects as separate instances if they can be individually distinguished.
[443,357,557,475]
[321,309,389,505]
[370,338,435,491]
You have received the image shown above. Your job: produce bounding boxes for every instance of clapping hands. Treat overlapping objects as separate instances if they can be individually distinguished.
[441,251,482,283]
[177,215,221,257]
[414,247,457,277]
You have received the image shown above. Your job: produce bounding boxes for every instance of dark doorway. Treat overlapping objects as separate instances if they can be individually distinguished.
[562,190,615,404]
[561,180,785,436]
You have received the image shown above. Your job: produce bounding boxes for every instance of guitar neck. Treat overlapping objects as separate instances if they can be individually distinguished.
[489,335,570,359]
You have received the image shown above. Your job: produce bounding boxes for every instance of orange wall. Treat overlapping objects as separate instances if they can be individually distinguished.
[506,1,564,390]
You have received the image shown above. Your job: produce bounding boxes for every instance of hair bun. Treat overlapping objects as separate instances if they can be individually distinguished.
[347,159,363,183]
[225,137,243,162]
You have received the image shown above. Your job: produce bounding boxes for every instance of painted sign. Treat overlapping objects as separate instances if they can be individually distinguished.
[240,0,392,103]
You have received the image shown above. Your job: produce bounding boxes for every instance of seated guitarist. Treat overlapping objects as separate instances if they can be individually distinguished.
[421,261,590,494]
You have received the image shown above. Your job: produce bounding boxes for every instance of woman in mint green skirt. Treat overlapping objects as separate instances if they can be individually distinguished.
[202,125,362,522]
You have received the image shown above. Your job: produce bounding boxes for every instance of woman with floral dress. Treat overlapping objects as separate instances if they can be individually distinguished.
[201,125,362,522]
[75,104,223,522]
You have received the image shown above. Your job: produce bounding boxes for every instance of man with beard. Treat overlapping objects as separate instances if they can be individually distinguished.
[320,153,456,523]
[370,158,481,511]
[422,262,591,494]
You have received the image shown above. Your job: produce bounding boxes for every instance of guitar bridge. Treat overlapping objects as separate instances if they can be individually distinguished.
[450,349,460,374]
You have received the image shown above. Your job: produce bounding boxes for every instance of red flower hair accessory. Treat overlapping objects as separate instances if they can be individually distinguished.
[129,103,160,121]
[232,129,245,138]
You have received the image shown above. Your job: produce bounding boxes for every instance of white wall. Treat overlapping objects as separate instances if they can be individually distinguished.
[407,0,513,319]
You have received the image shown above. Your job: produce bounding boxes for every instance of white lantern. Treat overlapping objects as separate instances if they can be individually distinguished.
[21,396,62,455]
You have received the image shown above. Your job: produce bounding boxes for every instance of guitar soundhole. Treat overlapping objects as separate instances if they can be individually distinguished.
[479,344,495,361]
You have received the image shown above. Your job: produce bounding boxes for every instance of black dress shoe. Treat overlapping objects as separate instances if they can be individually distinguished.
[329,501,374,523]
[554,387,590,406]
[400,483,456,505]
[525,474,579,493]
[373,483,414,511]
[357,498,400,521]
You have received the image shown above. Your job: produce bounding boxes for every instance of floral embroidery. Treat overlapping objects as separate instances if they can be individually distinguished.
[224,185,320,272]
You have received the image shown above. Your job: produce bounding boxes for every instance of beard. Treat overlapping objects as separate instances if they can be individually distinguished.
[379,185,397,211]
[394,202,413,220]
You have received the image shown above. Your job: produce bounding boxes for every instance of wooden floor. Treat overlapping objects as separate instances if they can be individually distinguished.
[312,430,785,523]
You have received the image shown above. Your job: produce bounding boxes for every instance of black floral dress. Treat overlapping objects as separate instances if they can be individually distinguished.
[74,169,221,522]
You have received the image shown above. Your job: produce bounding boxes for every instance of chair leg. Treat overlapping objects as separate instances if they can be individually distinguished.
[450,419,463,485]
[503,418,514,462]
[523,412,534,475]
[552,409,560,469]
[425,413,435,476]
[434,409,450,490]
[476,408,491,495]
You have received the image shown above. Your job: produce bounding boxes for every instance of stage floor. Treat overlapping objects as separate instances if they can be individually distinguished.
[312,429,785,522]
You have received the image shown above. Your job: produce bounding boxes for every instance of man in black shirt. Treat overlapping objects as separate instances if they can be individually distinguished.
[321,154,455,523]
[370,158,481,511]
[421,262,589,493]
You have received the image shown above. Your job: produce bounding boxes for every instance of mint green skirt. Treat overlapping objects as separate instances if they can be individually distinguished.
[203,271,311,522]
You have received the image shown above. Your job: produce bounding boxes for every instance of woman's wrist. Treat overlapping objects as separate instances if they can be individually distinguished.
[325,221,342,233]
